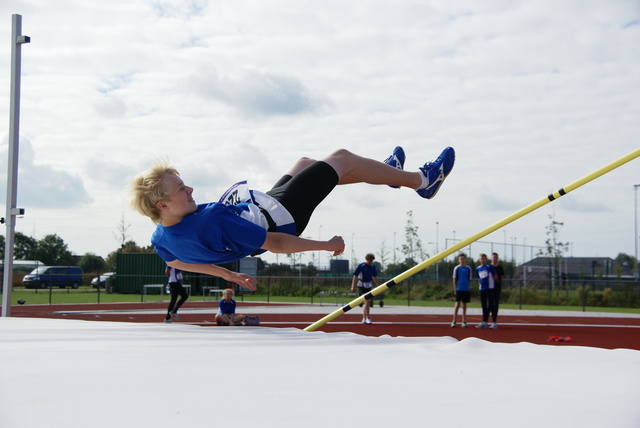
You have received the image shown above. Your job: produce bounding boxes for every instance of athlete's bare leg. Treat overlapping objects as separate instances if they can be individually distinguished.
[286,149,422,189]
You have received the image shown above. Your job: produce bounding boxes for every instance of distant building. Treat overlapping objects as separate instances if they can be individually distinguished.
[330,259,349,275]
[0,260,45,273]
[512,257,631,288]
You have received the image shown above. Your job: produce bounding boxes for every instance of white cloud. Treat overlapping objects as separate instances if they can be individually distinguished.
[0,0,637,264]
[187,68,332,117]
[0,137,92,209]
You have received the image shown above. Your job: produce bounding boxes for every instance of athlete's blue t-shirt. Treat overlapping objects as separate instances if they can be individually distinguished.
[476,264,497,290]
[353,262,377,286]
[452,265,472,291]
[218,298,236,315]
[152,202,269,265]
[152,182,297,266]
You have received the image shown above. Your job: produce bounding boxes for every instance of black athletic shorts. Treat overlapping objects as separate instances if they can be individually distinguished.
[357,286,372,296]
[455,291,471,303]
[266,161,339,235]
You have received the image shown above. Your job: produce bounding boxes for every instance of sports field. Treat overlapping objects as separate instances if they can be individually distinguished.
[10,300,640,350]
[2,308,640,428]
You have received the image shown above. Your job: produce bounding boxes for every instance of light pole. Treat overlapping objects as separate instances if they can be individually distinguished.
[503,230,507,256]
[393,232,396,265]
[2,15,30,318]
[435,222,439,280]
[635,185,640,281]
[318,225,322,271]
[351,233,355,271]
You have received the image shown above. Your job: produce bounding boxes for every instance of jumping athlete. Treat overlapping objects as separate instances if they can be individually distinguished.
[130,146,455,289]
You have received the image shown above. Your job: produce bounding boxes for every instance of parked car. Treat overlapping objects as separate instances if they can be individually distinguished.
[91,272,116,289]
[23,266,83,289]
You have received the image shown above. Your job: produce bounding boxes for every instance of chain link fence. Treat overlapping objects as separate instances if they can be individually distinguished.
[3,272,638,310]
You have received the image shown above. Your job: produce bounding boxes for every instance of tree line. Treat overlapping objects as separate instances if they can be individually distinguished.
[0,232,154,274]
[1,210,636,279]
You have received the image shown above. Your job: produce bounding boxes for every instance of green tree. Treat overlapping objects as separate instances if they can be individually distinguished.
[614,253,637,277]
[401,211,427,267]
[78,253,105,274]
[538,214,570,291]
[114,213,131,248]
[36,234,74,266]
[377,240,389,273]
[105,240,155,271]
[614,253,636,268]
[14,232,38,260]
[119,241,154,253]
[0,234,4,259]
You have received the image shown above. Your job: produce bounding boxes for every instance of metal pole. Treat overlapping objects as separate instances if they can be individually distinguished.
[435,222,439,280]
[635,184,639,281]
[304,148,640,331]
[2,15,30,317]
[318,225,322,271]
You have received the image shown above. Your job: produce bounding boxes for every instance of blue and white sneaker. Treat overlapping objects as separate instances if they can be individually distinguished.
[383,146,406,189]
[416,146,455,199]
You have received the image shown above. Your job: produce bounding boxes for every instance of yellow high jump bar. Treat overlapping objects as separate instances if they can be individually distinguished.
[304,148,640,332]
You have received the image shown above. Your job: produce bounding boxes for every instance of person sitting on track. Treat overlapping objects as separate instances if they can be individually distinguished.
[215,289,245,326]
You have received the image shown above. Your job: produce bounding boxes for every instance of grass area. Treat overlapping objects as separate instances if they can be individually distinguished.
[4,287,639,314]
[8,287,148,305]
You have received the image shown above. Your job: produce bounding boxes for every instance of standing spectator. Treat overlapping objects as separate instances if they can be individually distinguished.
[491,252,505,328]
[451,253,472,327]
[351,253,380,324]
[476,253,498,329]
[164,266,189,323]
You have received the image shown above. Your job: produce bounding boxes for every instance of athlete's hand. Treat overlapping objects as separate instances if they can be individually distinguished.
[229,272,258,291]
[328,235,345,256]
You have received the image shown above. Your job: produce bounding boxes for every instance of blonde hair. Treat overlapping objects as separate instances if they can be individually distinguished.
[129,159,180,224]
[223,288,234,298]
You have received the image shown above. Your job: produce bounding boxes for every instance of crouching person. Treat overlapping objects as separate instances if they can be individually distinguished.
[215,289,260,326]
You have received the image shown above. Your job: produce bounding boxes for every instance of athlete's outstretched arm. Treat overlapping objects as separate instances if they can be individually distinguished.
[166,259,258,290]
[262,232,345,256]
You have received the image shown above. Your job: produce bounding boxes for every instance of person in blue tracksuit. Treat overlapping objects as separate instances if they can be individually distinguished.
[351,253,380,324]
[476,253,498,329]
[451,253,472,328]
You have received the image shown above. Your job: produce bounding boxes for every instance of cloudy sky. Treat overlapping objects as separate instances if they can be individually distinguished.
[0,0,638,270]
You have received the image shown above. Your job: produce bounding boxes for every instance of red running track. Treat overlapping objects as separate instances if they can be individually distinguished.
[9,301,640,351]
